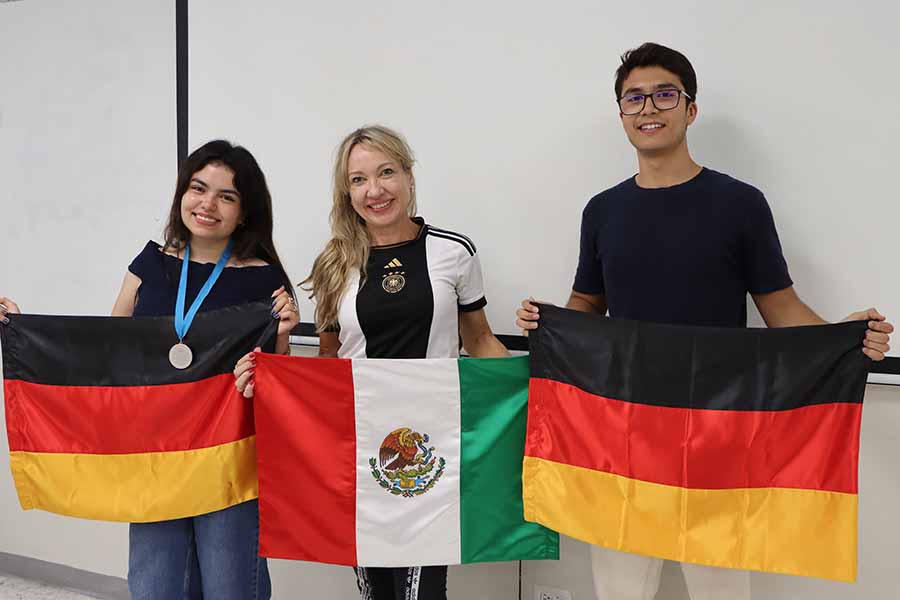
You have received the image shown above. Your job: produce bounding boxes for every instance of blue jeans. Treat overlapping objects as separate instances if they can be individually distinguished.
[128,500,271,600]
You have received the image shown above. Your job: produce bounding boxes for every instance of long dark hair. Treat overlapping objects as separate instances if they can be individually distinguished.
[163,140,294,296]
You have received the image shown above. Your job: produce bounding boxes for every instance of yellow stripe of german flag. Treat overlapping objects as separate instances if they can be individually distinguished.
[10,437,258,523]
[523,457,857,582]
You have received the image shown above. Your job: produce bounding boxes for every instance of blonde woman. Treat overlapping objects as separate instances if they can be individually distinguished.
[236,125,508,599]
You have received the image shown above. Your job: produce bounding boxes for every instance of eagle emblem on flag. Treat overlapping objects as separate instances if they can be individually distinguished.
[369,427,445,497]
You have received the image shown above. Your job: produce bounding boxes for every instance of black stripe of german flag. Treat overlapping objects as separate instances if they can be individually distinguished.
[3,301,277,386]
[529,304,868,412]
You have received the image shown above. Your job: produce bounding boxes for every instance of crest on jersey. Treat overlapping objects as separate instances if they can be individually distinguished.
[369,427,445,497]
[382,271,406,293]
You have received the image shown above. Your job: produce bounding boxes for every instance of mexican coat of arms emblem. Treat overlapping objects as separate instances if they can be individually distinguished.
[369,427,445,497]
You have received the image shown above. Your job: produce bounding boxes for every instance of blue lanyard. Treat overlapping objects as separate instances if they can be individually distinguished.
[174,240,233,342]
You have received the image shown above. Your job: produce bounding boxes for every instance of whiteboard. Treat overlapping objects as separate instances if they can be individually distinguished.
[0,0,176,316]
[188,1,899,360]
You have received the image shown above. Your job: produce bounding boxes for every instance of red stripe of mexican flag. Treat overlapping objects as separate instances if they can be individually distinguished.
[254,354,558,567]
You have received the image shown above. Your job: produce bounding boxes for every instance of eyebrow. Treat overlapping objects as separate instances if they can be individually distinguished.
[622,82,680,96]
[348,162,398,177]
[190,177,240,197]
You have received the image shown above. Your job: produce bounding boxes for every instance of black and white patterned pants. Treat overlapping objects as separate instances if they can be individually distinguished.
[355,566,448,600]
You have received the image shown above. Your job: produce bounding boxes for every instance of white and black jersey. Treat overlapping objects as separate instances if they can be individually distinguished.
[336,218,486,359]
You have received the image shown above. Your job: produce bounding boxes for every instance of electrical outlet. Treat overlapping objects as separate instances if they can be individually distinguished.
[535,584,572,600]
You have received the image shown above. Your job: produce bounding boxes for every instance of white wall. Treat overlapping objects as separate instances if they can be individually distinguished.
[0,0,177,318]
[0,0,176,579]
[1,1,899,599]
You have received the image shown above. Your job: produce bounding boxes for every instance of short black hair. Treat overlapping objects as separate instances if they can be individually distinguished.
[614,43,697,103]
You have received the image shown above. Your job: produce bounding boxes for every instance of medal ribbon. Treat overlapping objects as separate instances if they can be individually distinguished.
[174,239,233,342]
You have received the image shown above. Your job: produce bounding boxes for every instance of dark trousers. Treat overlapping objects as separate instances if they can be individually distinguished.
[355,565,448,600]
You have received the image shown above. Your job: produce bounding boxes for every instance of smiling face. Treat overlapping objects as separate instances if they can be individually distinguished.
[179,162,243,244]
[347,144,414,231]
[618,65,697,156]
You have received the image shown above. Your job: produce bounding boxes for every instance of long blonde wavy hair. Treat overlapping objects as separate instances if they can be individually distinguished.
[302,125,418,331]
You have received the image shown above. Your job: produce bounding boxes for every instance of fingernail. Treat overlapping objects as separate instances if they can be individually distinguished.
[272,311,280,318]
[1,316,8,325]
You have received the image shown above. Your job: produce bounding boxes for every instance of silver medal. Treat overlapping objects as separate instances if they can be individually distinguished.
[169,342,193,369]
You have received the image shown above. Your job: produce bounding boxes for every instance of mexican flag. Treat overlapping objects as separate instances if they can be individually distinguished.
[253,354,559,567]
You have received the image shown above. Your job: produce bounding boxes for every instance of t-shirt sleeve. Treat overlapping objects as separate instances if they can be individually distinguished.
[742,189,793,294]
[573,202,605,294]
[457,246,487,312]
[127,241,162,281]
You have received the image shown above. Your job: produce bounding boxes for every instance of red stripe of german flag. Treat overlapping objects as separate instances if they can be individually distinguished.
[528,378,861,493]
[6,375,253,454]
[2,302,276,522]
[523,305,869,582]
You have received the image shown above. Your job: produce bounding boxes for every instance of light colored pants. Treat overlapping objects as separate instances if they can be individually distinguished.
[590,545,750,600]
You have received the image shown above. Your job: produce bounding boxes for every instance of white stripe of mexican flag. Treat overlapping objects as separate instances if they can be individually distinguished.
[354,359,461,566]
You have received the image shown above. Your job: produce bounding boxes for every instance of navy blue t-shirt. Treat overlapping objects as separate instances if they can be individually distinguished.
[573,168,792,328]
[128,241,284,317]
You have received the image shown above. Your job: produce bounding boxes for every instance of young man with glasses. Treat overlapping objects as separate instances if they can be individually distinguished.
[516,42,892,600]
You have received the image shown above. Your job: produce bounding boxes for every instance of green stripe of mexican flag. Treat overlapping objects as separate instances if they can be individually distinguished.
[254,354,559,567]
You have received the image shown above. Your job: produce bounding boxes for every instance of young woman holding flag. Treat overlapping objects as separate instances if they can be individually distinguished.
[3,139,298,600]
[234,124,508,600]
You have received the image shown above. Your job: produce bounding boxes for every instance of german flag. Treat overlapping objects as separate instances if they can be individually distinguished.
[523,305,869,582]
[1,302,276,522]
